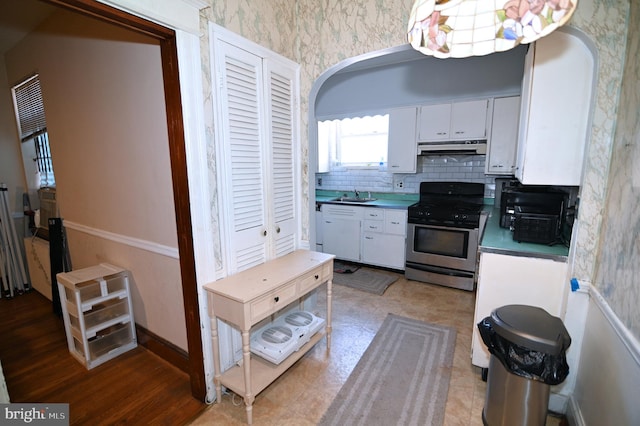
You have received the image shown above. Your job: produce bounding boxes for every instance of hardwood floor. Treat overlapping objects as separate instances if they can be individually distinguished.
[0,289,205,425]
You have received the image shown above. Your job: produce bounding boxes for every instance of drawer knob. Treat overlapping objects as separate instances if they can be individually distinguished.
[274,296,279,302]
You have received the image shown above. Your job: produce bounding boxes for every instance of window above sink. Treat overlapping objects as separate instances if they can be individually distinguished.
[318,114,389,171]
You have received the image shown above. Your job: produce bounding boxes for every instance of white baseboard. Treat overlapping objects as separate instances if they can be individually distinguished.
[566,394,586,426]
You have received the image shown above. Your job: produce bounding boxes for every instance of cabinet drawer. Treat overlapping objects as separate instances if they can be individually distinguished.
[87,322,133,361]
[250,281,298,322]
[364,209,384,220]
[84,298,129,330]
[363,220,384,233]
[385,210,407,235]
[64,274,128,305]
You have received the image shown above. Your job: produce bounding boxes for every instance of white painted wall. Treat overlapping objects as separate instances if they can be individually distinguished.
[0,56,27,213]
[568,288,640,425]
[4,9,187,350]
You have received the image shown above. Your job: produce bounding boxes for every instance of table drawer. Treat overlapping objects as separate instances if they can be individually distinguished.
[250,281,297,322]
[299,265,332,294]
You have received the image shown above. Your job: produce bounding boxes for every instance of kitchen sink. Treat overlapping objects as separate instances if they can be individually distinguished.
[336,197,377,203]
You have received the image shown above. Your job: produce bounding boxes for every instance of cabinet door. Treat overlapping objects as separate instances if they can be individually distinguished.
[214,39,300,273]
[516,29,594,185]
[265,60,297,258]
[450,99,488,140]
[486,96,520,174]
[322,218,361,262]
[362,233,405,269]
[216,41,268,272]
[387,107,417,173]
[417,104,451,141]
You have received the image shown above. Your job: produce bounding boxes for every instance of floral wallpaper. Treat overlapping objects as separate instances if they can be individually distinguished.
[199,0,633,335]
[593,0,639,337]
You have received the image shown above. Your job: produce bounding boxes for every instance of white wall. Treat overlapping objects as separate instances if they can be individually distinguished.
[569,289,640,425]
[4,9,187,350]
[0,56,27,213]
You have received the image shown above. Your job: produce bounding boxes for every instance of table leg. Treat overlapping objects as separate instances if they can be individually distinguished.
[326,278,332,349]
[210,315,222,404]
[241,329,255,424]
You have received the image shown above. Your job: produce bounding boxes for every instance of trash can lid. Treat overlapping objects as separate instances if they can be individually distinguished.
[490,305,571,355]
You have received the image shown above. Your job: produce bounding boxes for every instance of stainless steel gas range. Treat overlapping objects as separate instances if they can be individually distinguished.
[405,181,486,291]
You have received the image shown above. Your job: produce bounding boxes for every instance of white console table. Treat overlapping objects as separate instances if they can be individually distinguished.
[204,250,334,424]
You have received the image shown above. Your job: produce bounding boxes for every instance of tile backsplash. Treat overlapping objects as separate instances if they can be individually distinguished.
[316,154,499,197]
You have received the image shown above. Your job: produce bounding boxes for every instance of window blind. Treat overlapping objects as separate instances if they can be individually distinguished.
[13,75,47,141]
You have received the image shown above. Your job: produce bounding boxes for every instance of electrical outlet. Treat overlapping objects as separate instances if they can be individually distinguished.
[395,181,403,189]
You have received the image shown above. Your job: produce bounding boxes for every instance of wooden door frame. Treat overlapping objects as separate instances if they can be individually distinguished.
[44,0,205,401]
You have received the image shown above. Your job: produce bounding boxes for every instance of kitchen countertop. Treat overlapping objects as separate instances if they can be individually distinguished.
[317,190,568,260]
[315,190,418,209]
[480,207,569,261]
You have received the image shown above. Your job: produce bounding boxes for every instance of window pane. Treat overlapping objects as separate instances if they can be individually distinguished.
[339,133,387,164]
[317,114,389,167]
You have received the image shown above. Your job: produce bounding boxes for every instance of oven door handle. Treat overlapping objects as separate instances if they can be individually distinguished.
[405,261,475,278]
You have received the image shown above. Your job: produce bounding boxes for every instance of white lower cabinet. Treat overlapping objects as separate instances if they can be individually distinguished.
[361,208,407,270]
[321,205,407,269]
[471,252,568,368]
[321,204,363,262]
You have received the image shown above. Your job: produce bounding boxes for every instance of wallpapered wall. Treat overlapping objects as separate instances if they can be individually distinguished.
[200,0,635,333]
[593,0,639,338]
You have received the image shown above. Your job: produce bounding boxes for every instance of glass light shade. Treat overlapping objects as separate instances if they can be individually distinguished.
[407,0,578,58]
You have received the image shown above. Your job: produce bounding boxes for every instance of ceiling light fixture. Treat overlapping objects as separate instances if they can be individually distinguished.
[407,0,578,58]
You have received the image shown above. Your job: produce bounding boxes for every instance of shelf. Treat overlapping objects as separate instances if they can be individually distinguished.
[80,290,128,312]
[57,263,137,369]
[220,331,325,397]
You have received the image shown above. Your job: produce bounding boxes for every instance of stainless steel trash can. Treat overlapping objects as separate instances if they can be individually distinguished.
[481,305,571,426]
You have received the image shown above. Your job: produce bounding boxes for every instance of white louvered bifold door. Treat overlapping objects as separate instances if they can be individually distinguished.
[216,41,269,272]
[264,61,297,259]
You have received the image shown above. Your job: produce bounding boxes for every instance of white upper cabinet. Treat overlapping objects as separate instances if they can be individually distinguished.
[212,31,300,274]
[387,107,418,173]
[486,96,520,174]
[417,104,451,141]
[450,100,489,140]
[418,99,489,141]
[516,29,595,186]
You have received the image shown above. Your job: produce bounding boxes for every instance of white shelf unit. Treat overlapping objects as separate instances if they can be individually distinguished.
[57,263,137,370]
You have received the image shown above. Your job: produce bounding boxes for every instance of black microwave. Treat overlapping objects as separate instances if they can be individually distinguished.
[500,187,566,244]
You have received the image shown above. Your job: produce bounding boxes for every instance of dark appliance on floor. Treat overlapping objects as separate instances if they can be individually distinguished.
[499,186,566,245]
[405,181,486,291]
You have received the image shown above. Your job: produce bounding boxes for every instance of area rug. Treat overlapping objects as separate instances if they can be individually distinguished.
[318,314,457,426]
[333,261,360,274]
[332,268,397,295]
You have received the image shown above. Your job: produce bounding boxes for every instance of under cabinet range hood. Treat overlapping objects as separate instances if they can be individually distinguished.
[417,140,487,155]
